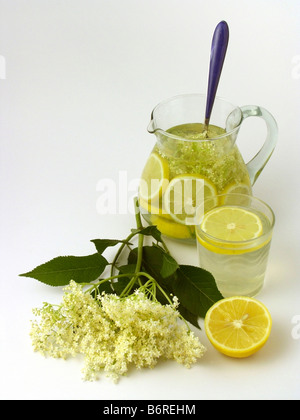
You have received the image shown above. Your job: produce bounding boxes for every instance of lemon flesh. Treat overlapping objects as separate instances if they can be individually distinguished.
[139,153,169,202]
[205,296,272,358]
[150,215,194,239]
[139,197,173,220]
[164,174,217,225]
[201,206,263,242]
[220,183,252,205]
[221,182,252,196]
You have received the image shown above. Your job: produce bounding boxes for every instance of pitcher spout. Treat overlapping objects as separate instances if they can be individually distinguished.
[147,119,155,134]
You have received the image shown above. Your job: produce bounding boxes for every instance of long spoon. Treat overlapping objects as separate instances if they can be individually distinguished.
[203,21,229,134]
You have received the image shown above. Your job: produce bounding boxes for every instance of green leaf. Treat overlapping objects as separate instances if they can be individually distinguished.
[177,305,201,330]
[128,246,179,282]
[127,246,179,306]
[118,263,136,276]
[91,239,129,255]
[111,264,138,295]
[172,265,223,318]
[159,250,179,279]
[127,246,204,327]
[20,253,108,287]
[131,225,162,243]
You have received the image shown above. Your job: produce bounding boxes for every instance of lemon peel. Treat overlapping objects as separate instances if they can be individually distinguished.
[204,296,272,358]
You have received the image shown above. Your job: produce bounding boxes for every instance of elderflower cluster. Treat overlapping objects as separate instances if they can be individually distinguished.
[30,280,206,382]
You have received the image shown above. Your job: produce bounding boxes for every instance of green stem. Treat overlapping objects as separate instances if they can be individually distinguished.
[159,237,171,255]
[134,197,144,287]
[154,281,190,330]
[119,272,154,299]
[119,201,145,297]
[153,281,174,306]
[83,273,135,294]
[110,198,145,277]
[110,231,136,277]
[110,197,170,276]
[137,273,190,330]
[119,276,136,297]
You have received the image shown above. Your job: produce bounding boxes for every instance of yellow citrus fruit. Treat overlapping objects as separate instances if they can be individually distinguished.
[138,197,173,221]
[163,174,217,225]
[205,296,272,358]
[150,215,194,239]
[139,153,169,202]
[222,181,252,196]
[220,182,252,205]
[200,206,263,242]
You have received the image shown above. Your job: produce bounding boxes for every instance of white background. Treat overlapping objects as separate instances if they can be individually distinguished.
[1,0,299,401]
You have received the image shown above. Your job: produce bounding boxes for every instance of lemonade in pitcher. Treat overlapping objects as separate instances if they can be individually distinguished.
[139,123,251,240]
[138,94,277,242]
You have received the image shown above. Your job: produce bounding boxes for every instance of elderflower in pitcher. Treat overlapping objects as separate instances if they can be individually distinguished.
[138,94,277,241]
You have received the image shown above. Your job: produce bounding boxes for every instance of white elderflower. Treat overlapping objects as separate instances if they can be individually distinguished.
[30,280,206,382]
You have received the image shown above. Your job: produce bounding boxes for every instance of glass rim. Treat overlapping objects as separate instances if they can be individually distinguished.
[148,93,243,142]
[196,193,275,247]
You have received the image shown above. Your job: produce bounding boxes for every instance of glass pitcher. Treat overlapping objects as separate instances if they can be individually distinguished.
[138,94,278,242]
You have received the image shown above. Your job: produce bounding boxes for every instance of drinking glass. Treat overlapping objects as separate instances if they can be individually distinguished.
[195,193,275,297]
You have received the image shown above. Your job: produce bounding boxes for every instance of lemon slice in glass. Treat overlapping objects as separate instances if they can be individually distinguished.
[163,174,217,225]
[205,296,272,358]
[139,153,169,202]
[201,206,263,241]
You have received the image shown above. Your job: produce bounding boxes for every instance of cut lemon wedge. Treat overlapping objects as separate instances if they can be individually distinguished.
[205,296,272,358]
[201,206,263,242]
[139,152,169,202]
[163,174,217,225]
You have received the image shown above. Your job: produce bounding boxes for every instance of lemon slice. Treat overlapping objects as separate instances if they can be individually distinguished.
[201,206,263,242]
[150,215,194,239]
[139,153,169,202]
[139,197,173,220]
[205,296,272,358]
[163,174,217,225]
[220,182,252,205]
[222,182,252,196]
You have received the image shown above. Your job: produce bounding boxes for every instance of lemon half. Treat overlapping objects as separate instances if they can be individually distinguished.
[205,296,272,358]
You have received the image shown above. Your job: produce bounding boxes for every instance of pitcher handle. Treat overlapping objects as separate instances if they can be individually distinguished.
[240,105,278,186]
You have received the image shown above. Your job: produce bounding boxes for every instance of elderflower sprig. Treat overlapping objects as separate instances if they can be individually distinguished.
[82,271,190,331]
[21,197,223,329]
[30,280,206,382]
[24,197,224,382]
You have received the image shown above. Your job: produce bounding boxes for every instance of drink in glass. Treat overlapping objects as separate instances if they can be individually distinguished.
[195,193,275,297]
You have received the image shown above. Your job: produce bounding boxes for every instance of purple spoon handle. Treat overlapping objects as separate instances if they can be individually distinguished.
[204,21,229,128]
